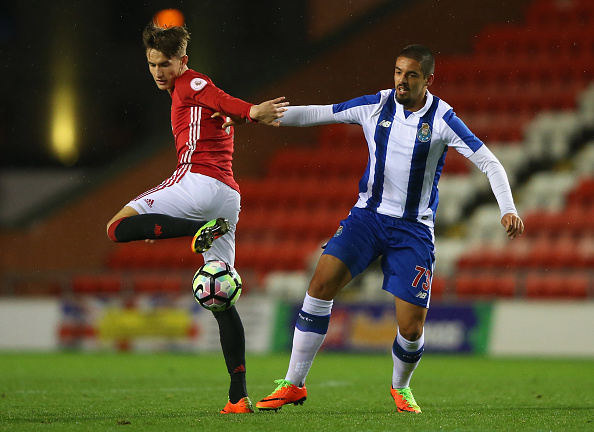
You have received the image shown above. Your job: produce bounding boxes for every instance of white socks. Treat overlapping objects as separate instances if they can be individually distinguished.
[285,293,333,387]
[391,328,425,389]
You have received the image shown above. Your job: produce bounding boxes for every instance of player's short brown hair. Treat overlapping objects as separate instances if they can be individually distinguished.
[397,44,435,78]
[142,22,190,59]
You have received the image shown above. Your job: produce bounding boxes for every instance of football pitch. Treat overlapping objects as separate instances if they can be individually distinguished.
[1,352,592,431]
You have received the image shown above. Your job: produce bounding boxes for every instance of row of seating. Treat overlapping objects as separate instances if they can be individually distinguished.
[108,239,202,270]
[452,271,590,299]
[237,207,347,244]
[457,235,594,271]
[68,269,592,300]
[436,83,580,114]
[474,27,594,60]
[522,204,594,238]
[71,273,189,295]
[265,147,368,180]
[433,56,594,89]
[240,175,361,210]
[525,0,594,30]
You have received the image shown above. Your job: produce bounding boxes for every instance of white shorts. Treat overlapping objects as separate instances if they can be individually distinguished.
[126,169,240,266]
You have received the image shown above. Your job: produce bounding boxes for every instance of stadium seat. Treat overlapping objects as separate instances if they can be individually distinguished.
[566,177,594,208]
[441,150,470,175]
[454,271,516,298]
[133,274,183,294]
[318,123,365,150]
[524,272,589,299]
[72,274,122,295]
[430,275,447,300]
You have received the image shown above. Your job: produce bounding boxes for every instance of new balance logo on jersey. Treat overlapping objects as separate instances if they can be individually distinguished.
[378,120,392,128]
[144,199,154,208]
[416,291,428,299]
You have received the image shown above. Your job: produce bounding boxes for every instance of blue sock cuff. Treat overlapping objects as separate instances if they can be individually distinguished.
[392,339,424,363]
[296,310,330,334]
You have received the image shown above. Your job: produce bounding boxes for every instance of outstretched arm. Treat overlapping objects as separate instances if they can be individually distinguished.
[212,97,289,127]
[468,146,524,239]
[278,105,336,126]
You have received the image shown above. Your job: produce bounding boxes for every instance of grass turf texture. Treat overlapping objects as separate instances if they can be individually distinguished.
[0,353,592,431]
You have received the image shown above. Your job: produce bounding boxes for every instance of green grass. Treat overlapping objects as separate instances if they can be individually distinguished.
[0,352,592,431]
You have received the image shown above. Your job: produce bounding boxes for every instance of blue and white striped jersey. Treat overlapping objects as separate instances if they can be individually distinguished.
[281,89,517,229]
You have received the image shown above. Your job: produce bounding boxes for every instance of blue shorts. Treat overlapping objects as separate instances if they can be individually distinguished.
[323,207,435,308]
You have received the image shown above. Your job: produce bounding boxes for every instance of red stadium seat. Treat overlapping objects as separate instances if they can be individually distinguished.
[430,275,447,300]
[441,149,471,176]
[524,271,589,298]
[566,177,594,208]
[133,274,183,294]
[72,274,122,295]
[454,271,514,298]
[318,123,366,150]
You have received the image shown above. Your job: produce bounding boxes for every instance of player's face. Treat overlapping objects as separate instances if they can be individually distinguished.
[146,49,187,92]
[394,57,434,111]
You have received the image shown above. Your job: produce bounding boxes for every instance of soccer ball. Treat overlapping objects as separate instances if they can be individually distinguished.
[192,260,242,312]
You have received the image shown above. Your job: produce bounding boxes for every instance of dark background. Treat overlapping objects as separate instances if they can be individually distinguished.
[0,1,308,168]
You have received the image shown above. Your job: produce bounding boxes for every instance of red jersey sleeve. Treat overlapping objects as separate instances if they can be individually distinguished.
[175,71,254,121]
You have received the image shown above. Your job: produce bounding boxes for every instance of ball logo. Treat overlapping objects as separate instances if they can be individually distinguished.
[190,78,207,92]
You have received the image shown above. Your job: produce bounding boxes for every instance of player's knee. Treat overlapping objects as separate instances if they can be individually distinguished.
[398,325,424,342]
[308,276,340,301]
[106,218,123,242]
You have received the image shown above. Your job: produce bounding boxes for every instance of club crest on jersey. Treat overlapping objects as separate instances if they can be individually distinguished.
[190,78,207,92]
[333,226,343,237]
[417,123,432,142]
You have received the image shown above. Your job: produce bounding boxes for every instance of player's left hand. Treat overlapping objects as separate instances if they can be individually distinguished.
[501,213,524,239]
[211,112,244,128]
[249,96,289,126]
[212,97,289,128]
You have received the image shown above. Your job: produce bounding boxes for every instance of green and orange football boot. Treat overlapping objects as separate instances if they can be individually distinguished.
[391,387,422,413]
[191,217,230,253]
[256,379,307,411]
[220,397,254,414]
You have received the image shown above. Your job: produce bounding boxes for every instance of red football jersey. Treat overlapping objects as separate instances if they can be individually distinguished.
[170,69,253,192]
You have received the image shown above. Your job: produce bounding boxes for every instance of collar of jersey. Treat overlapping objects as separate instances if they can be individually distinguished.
[394,90,433,120]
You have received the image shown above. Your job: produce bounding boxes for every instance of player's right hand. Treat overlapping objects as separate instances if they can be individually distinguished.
[501,213,524,239]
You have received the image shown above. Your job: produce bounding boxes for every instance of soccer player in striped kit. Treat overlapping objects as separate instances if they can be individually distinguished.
[255,45,524,413]
[106,22,288,414]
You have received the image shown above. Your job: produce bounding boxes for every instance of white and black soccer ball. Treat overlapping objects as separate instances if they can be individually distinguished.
[192,260,242,312]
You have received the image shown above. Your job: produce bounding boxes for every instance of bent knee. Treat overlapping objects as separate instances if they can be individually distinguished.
[308,277,341,301]
[106,218,123,242]
[398,326,424,342]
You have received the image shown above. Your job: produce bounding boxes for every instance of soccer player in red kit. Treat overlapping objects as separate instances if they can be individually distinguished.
[106,22,288,414]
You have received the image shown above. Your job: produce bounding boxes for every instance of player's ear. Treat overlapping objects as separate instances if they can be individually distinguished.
[181,55,188,67]
[426,73,434,87]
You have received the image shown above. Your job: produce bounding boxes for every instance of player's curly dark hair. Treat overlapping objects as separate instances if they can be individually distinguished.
[142,22,191,59]
[398,44,435,78]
